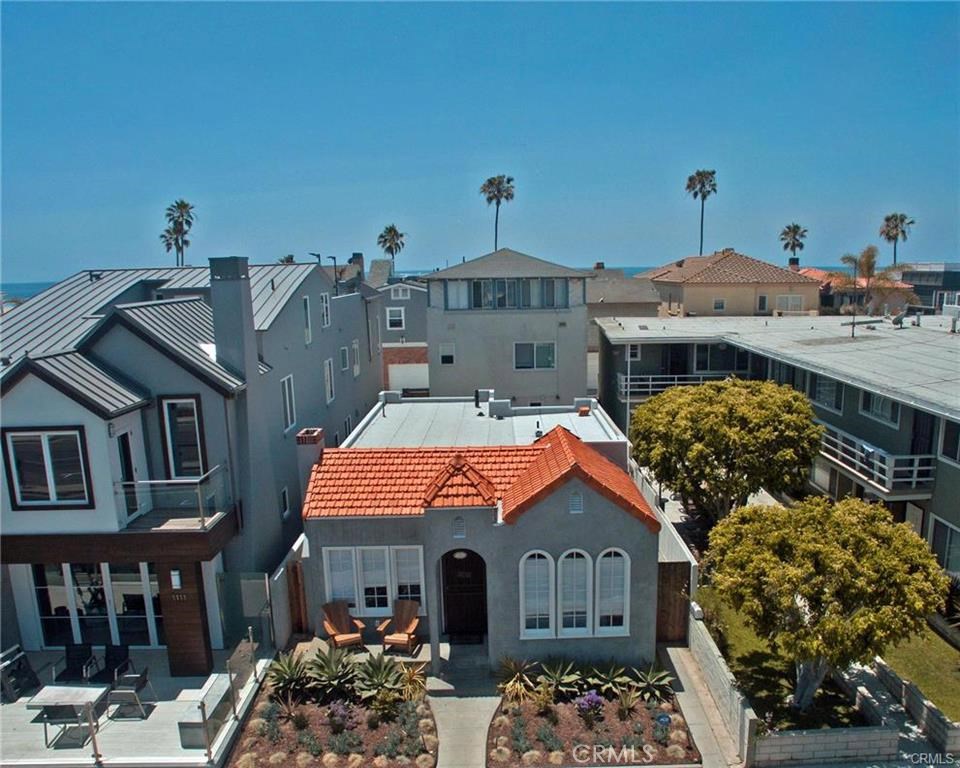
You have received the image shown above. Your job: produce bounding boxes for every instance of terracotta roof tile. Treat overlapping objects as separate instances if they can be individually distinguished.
[641,249,820,285]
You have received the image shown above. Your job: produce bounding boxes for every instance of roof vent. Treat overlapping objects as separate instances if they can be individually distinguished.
[88,271,103,282]
[675,260,684,268]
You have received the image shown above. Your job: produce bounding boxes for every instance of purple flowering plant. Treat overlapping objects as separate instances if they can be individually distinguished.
[574,689,604,728]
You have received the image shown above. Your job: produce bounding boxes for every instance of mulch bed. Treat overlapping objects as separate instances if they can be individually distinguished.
[486,697,700,766]
[226,684,439,768]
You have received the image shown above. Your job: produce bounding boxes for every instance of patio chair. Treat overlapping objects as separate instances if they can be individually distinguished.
[90,644,133,685]
[376,600,420,655]
[52,643,99,683]
[107,667,157,719]
[321,601,365,649]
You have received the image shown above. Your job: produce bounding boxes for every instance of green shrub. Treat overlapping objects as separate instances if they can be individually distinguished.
[537,659,581,700]
[511,715,531,754]
[291,710,310,731]
[258,718,282,744]
[308,646,357,702]
[616,684,642,720]
[366,710,381,730]
[355,653,405,702]
[588,663,631,699]
[328,730,363,755]
[536,723,563,752]
[297,730,323,756]
[267,652,312,703]
[374,729,404,758]
[632,665,675,704]
[653,721,670,746]
[259,701,280,722]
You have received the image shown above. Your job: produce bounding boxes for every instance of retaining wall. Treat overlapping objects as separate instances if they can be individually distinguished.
[875,656,960,752]
[752,726,900,766]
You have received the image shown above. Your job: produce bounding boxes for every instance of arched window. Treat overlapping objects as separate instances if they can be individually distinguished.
[595,548,630,636]
[558,550,592,637]
[519,551,555,638]
[568,491,583,514]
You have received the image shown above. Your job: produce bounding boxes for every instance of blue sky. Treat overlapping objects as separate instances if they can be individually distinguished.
[2,2,957,282]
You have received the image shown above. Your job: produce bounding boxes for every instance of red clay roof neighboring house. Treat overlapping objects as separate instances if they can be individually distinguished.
[798,267,914,290]
[641,249,820,285]
[302,426,659,533]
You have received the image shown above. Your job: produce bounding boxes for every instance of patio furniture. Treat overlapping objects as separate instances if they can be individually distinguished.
[26,684,110,747]
[108,667,157,719]
[90,644,133,685]
[52,643,99,684]
[376,599,420,655]
[0,644,40,702]
[321,601,365,649]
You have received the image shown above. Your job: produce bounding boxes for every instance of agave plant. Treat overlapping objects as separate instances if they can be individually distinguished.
[632,665,675,704]
[354,652,405,701]
[616,684,642,721]
[307,646,357,702]
[587,663,632,699]
[267,652,312,703]
[537,659,582,700]
[400,662,428,702]
[497,657,537,704]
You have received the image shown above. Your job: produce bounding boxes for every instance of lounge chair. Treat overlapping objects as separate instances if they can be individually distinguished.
[52,644,98,683]
[321,602,365,649]
[108,667,157,719]
[90,644,133,685]
[376,600,420,655]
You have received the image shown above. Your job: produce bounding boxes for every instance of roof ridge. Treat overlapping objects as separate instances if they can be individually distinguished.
[115,296,207,310]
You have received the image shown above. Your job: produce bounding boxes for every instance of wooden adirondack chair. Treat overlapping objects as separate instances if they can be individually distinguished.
[321,602,365,649]
[376,600,420,655]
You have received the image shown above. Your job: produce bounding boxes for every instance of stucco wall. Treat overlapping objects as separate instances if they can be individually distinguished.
[665,282,820,317]
[379,286,428,344]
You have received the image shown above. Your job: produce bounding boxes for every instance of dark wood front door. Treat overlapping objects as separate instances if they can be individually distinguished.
[441,550,487,643]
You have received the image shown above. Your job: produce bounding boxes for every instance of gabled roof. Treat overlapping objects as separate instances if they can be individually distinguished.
[0,351,149,419]
[640,249,820,285]
[424,248,590,280]
[302,426,658,532]
[798,267,914,290]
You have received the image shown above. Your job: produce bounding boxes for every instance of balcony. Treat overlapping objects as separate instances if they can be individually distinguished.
[115,464,234,532]
[617,372,728,399]
[818,423,936,497]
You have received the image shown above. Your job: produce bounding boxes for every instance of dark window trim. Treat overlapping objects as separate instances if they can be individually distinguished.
[1,425,96,511]
[157,395,208,480]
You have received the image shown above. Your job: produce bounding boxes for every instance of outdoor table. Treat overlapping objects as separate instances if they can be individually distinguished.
[26,684,110,748]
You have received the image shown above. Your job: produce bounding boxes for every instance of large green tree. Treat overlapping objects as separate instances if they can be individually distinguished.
[707,497,948,711]
[879,212,914,266]
[480,174,515,250]
[629,378,822,521]
[685,169,717,255]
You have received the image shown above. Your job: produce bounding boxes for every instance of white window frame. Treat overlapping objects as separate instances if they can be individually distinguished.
[513,342,557,371]
[859,391,900,429]
[160,398,204,479]
[776,294,804,312]
[281,374,297,432]
[568,490,583,514]
[519,550,555,639]
[594,548,630,637]
[929,515,960,576]
[319,292,331,328]
[439,343,456,366]
[357,546,392,617]
[712,298,726,313]
[303,296,312,345]
[322,547,358,609]
[4,429,91,507]
[280,486,290,519]
[323,358,335,404]
[339,346,350,371]
[628,344,640,361]
[558,549,593,638]
[390,545,426,615]
[940,419,960,468]
[390,285,411,300]
[387,307,406,330]
[352,339,360,378]
[808,374,844,415]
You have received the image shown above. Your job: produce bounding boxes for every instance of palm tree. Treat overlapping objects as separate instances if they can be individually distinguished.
[479,175,515,250]
[838,245,882,312]
[779,223,808,261]
[161,199,195,266]
[377,225,406,265]
[685,170,717,255]
[879,212,915,266]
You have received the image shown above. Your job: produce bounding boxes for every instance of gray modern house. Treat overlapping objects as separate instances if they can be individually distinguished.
[0,257,383,674]
[597,314,960,576]
[297,394,661,669]
[423,249,591,405]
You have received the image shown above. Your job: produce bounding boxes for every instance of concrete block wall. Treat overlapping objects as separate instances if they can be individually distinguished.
[875,656,960,752]
[753,726,899,766]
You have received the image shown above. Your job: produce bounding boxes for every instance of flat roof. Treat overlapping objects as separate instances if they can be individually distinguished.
[597,315,960,419]
[346,397,624,448]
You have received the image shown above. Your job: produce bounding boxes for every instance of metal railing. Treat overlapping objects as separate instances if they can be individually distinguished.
[818,423,936,494]
[617,372,729,398]
[114,464,232,530]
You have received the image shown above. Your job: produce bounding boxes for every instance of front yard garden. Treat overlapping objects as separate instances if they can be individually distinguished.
[487,659,699,766]
[227,647,438,768]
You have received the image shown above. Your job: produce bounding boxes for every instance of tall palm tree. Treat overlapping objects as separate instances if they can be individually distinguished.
[685,170,717,255]
[779,223,808,261]
[479,175,515,250]
[838,245,881,312]
[161,199,195,266]
[377,224,406,265]
[879,212,915,266]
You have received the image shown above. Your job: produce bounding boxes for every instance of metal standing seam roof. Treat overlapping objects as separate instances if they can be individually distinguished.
[424,248,592,280]
[0,351,149,418]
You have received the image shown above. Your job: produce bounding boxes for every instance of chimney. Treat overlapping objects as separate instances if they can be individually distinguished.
[594,261,605,271]
[788,256,800,271]
[209,257,259,379]
[349,252,365,279]
[296,427,326,503]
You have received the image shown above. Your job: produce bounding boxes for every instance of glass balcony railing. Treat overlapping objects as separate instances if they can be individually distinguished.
[114,464,234,531]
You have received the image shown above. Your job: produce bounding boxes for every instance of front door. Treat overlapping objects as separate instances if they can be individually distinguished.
[911,411,935,455]
[441,549,487,643]
[117,432,139,518]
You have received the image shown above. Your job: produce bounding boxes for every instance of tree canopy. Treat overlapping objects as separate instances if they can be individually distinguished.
[628,378,822,521]
[707,496,949,710]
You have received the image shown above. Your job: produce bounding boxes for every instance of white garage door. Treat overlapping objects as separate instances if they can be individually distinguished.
[388,363,430,390]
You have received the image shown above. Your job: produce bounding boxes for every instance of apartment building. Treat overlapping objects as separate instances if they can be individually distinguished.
[423,248,590,404]
[898,262,960,310]
[597,315,960,575]
[640,249,821,316]
[0,257,383,674]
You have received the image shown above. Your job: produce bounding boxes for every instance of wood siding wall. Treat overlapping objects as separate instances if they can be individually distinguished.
[656,561,690,643]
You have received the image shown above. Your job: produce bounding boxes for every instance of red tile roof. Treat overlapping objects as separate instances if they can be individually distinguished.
[798,267,914,290]
[302,426,659,533]
[641,249,820,285]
